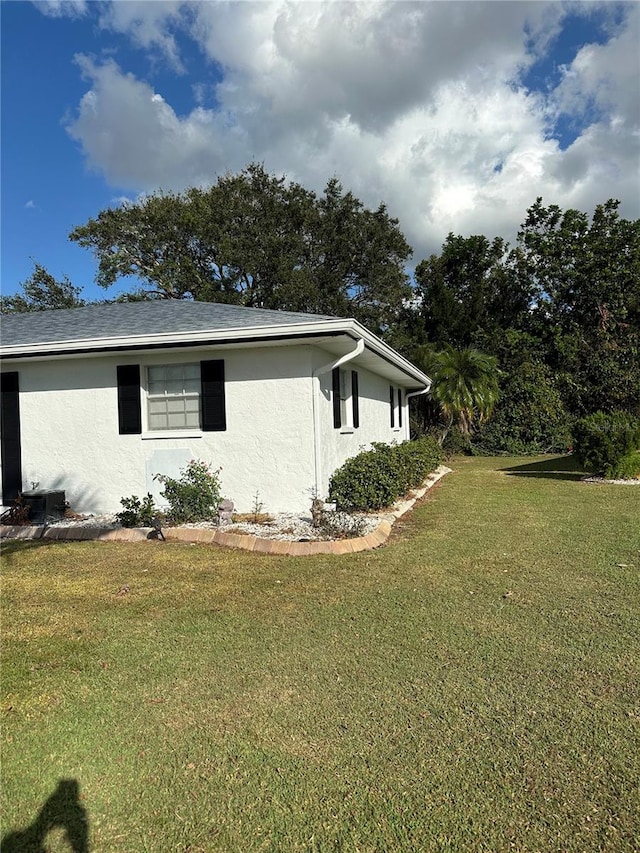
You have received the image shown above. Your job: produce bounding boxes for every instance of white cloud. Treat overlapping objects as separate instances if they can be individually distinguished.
[97,1,187,72]
[64,1,640,261]
[33,0,87,18]
[24,200,37,209]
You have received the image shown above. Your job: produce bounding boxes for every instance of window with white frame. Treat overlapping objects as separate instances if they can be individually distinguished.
[390,384,403,430]
[332,367,359,430]
[147,363,201,431]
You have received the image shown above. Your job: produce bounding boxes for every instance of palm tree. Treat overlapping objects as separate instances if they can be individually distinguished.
[418,345,500,445]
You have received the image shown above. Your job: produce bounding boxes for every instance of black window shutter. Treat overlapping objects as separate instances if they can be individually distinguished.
[398,388,403,428]
[1,372,22,501]
[201,360,226,431]
[351,370,359,429]
[332,367,341,429]
[390,385,395,428]
[117,365,142,435]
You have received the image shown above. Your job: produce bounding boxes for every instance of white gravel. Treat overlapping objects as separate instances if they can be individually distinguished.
[582,476,640,485]
[43,510,385,541]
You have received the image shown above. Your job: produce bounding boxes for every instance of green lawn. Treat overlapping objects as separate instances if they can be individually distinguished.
[2,456,639,852]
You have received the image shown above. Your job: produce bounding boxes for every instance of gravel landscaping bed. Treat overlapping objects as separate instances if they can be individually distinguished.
[36,510,386,542]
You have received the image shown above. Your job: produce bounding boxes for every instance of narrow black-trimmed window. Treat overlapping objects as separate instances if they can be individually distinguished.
[117,365,142,435]
[390,385,395,428]
[201,359,226,432]
[397,388,403,428]
[351,370,359,429]
[332,367,342,429]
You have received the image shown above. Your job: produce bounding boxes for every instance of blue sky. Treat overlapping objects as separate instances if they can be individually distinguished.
[2,1,638,303]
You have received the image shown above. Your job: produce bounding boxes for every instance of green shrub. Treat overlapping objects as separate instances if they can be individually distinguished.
[474,362,572,455]
[154,459,222,525]
[116,494,158,528]
[573,411,640,475]
[605,450,640,480]
[329,437,442,512]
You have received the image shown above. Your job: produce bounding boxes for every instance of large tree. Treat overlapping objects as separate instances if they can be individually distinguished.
[409,199,640,422]
[517,198,640,415]
[0,263,85,313]
[69,164,413,335]
[412,234,532,350]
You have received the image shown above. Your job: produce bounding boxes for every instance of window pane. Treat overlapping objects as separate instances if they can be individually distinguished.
[148,366,165,383]
[166,365,183,382]
[184,410,200,428]
[168,412,186,428]
[183,364,200,381]
[167,399,185,414]
[147,382,165,397]
[149,412,168,430]
[184,377,200,394]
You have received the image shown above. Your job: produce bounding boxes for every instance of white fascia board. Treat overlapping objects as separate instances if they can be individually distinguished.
[1,316,431,388]
[1,318,347,358]
[351,320,431,388]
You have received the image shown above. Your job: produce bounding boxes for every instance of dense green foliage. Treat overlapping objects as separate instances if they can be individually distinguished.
[115,494,158,528]
[329,437,442,511]
[415,345,500,445]
[0,263,85,314]
[607,451,640,480]
[474,361,572,455]
[409,198,639,448]
[572,411,640,477]
[154,459,222,524]
[68,163,412,336]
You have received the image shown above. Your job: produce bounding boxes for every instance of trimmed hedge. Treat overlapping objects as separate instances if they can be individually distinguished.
[573,411,640,477]
[328,437,443,512]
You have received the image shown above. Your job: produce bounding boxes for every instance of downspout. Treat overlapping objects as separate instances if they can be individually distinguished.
[311,338,365,499]
[404,383,432,441]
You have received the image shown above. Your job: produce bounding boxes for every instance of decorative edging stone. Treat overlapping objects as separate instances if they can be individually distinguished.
[0,466,452,555]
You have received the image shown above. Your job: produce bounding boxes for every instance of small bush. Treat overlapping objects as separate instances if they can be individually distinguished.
[606,450,640,480]
[573,412,640,475]
[116,494,158,528]
[329,437,442,512]
[154,459,222,525]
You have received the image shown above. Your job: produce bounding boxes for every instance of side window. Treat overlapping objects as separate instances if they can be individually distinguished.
[333,368,359,430]
[147,363,201,431]
[390,385,403,430]
[390,385,395,428]
[119,359,226,434]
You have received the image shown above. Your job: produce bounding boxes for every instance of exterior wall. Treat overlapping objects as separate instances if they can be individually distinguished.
[311,347,411,501]
[2,345,317,515]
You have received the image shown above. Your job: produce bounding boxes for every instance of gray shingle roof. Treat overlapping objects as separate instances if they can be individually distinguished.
[0,300,338,348]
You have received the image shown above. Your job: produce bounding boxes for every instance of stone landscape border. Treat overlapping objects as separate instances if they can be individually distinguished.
[0,466,451,555]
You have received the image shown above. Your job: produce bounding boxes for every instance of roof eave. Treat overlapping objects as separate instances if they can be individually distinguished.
[1,317,431,387]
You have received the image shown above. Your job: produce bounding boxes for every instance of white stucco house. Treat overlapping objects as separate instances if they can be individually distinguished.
[0,301,431,515]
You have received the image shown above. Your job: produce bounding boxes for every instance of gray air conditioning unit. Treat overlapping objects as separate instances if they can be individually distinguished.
[21,489,66,523]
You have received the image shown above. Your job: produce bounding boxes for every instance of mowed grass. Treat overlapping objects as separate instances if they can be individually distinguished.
[1,456,639,852]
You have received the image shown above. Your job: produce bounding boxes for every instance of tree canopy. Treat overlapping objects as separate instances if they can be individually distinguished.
[0,263,85,314]
[68,163,413,336]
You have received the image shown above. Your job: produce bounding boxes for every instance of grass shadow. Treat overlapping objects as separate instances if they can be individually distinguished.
[0,538,63,561]
[500,454,587,481]
[1,778,89,852]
